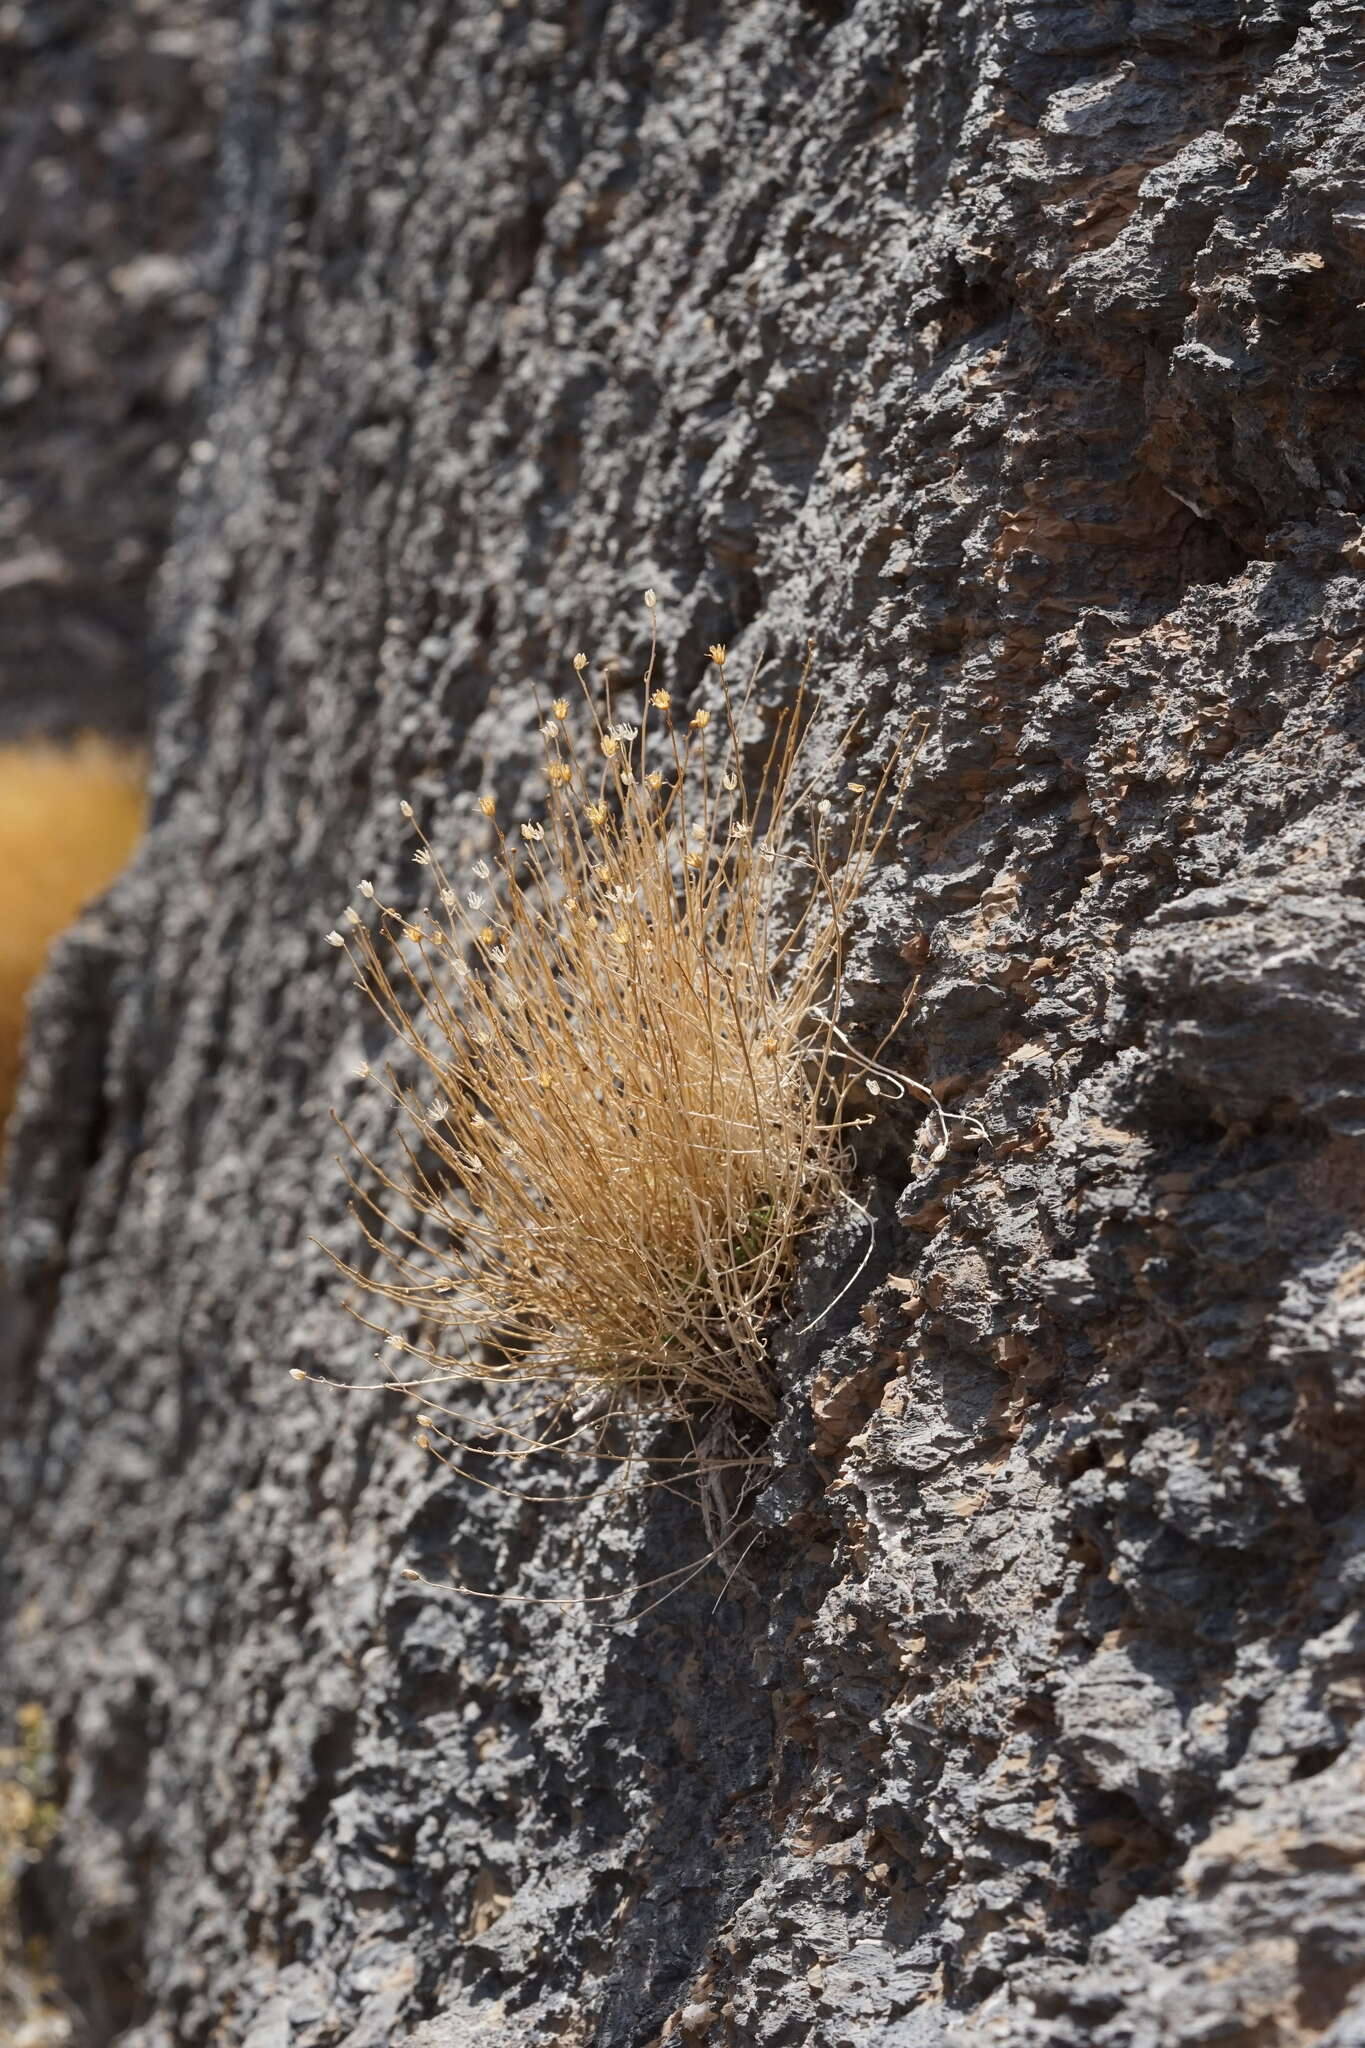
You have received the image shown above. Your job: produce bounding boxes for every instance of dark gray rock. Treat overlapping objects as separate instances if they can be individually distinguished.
[0,1,230,742]
[5,1,1365,2045]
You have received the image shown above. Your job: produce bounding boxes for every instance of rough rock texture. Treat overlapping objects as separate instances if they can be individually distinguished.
[0,0,229,742]
[5,2,1365,2045]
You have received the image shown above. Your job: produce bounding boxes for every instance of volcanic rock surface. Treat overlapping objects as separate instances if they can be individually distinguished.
[0,0,228,742]
[5,1,1365,2045]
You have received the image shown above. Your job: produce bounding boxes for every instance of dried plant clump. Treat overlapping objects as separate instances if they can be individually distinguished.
[0,734,145,1132]
[311,606,919,1504]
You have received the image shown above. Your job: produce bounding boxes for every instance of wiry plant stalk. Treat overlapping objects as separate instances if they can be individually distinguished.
[309,606,914,1498]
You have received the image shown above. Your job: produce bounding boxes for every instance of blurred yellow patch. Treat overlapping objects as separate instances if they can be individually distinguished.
[0,735,145,1127]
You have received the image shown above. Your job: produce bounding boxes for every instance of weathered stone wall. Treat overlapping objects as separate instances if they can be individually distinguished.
[5,1,1365,2044]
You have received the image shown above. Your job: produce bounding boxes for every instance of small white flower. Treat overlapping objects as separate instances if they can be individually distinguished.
[472,859,490,880]
[414,848,431,866]
[466,891,483,910]
[399,799,414,819]
[325,930,345,948]
[358,879,376,898]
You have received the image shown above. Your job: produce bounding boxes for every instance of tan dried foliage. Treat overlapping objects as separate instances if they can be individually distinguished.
[312,614,919,1521]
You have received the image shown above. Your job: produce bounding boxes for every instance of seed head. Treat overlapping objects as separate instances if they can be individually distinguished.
[643,588,657,608]
[708,643,727,667]
[548,761,573,786]
[325,930,345,948]
[651,689,670,710]
[521,821,545,843]
[690,708,710,731]
[400,800,414,819]
[358,879,376,898]
[478,794,496,816]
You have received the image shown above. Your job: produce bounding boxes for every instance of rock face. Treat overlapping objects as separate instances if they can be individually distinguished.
[5,2,1365,2044]
[0,1,228,743]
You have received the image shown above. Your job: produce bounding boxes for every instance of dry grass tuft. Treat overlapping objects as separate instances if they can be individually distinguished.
[0,734,146,1130]
[313,610,922,1530]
